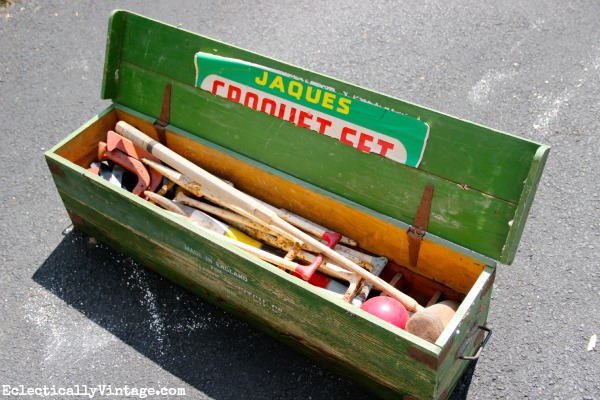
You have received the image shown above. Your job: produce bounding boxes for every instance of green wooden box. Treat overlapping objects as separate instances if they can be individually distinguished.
[44,10,549,400]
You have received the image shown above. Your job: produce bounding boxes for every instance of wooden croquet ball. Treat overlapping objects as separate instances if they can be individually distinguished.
[405,300,459,343]
[361,296,409,329]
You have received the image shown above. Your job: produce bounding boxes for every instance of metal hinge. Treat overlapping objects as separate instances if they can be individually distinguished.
[154,83,172,145]
[407,183,434,267]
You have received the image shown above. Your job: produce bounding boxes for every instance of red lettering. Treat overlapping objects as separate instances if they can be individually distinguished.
[377,138,395,157]
[260,98,277,115]
[340,127,357,146]
[315,117,332,134]
[288,107,297,123]
[244,92,259,110]
[357,133,374,153]
[277,103,287,119]
[298,111,313,129]
[227,85,241,102]
[212,80,225,95]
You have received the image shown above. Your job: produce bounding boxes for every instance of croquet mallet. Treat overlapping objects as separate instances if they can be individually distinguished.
[117,121,452,324]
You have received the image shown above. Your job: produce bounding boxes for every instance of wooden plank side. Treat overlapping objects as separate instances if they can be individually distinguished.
[62,202,424,400]
[52,107,117,165]
[500,145,551,264]
[101,11,126,99]
[112,67,517,261]
[49,106,115,159]
[434,267,495,399]
[106,10,543,207]
[49,162,440,399]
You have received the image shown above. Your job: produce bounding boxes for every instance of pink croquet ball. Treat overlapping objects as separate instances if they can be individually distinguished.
[360,296,409,329]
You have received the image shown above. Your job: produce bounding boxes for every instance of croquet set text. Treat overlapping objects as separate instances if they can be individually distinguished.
[195,52,430,167]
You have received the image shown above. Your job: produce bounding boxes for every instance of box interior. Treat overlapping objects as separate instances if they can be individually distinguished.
[54,106,491,325]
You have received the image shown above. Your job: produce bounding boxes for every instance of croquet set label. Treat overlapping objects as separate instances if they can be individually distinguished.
[194,52,429,167]
[45,11,549,400]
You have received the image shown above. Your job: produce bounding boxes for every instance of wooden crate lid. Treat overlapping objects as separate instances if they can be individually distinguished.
[101,10,549,264]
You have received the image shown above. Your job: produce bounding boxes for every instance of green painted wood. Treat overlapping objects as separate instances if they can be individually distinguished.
[100,10,548,263]
[46,150,440,399]
[101,11,126,100]
[500,145,550,264]
[113,62,518,261]
[434,267,495,398]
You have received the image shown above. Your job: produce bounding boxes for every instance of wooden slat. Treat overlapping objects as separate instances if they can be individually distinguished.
[100,10,126,99]
[501,145,550,263]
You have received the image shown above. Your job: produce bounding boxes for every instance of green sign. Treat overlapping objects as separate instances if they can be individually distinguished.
[194,52,429,167]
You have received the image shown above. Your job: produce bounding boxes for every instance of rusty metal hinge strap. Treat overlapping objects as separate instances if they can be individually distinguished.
[408,183,434,267]
[154,83,172,145]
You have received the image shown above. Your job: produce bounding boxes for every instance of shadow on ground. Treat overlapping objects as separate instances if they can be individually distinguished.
[33,229,476,400]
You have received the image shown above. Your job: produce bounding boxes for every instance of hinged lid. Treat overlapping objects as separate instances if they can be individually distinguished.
[101,10,549,264]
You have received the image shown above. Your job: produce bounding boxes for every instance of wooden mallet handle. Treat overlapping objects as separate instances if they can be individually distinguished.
[115,121,424,313]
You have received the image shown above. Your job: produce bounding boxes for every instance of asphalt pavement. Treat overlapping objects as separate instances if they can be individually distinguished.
[1,1,599,399]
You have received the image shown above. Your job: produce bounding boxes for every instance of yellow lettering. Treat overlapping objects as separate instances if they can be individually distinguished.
[306,86,322,104]
[322,92,335,110]
[255,71,269,86]
[258,71,351,116]
[269,75,285,93]
[288,81,303,100]
[336,97,352,115]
